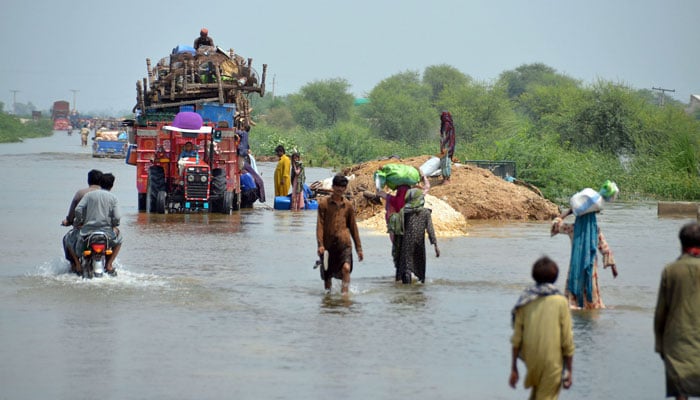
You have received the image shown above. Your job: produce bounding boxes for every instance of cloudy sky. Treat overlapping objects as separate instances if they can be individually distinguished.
[1,0,698,115]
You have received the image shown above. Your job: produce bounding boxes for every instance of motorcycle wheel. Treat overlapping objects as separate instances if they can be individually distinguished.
[81,259,93,279]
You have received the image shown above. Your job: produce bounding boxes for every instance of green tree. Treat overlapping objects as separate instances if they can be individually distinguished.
[563,81,646,155]
[262,106,297,130]
[298,78,354,127]
[249,92,287,118]
[288,94,325,130]
[498,63,580,100]
[366,71,434,143]
[435,80,516,153]
[422,64,471,102]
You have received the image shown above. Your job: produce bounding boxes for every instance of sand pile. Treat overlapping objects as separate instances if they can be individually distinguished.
[358,193,469,237]
[319,155,560,237]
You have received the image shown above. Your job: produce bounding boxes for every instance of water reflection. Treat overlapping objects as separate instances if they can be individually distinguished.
[0,134,685,399]
[132,212,243,234]
[389,286,428,308]
[320,293,355,312]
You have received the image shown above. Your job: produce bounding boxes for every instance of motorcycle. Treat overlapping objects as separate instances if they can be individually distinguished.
[79,231,116,278]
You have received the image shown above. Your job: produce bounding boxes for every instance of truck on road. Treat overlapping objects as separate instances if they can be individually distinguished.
[51,100,71,131]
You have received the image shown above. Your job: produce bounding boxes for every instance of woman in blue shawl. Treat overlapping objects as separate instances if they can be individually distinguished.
[551,181,619,309]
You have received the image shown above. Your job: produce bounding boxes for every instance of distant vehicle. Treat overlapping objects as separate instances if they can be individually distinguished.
[127,41,267,214]
[92,127,128,158]
[51,100,71,131]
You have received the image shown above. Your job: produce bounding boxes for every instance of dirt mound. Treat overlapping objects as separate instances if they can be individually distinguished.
[334,156,559,226]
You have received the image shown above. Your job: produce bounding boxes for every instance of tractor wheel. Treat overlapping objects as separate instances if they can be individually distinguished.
[210,168,226,196]
[147,166,166,213]
[232,191,241,211]
[210,168,227,213]
[221,191,233,214]
[138,193,147,212]
[156,190,167,214]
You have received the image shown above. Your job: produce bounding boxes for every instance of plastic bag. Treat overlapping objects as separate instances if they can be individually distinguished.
[570,188,603,216]
[374,164,420,190]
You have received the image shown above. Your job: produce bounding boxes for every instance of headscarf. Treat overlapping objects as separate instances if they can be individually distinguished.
[404,188,425,212]
[511,283,561,325]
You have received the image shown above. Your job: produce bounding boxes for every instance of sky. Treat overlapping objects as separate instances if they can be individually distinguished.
[1,0,698,115]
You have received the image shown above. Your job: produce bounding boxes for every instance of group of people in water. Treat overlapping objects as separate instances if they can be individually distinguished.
[314,154,700,399]
[59,106,700,398]
[273,145,307,211]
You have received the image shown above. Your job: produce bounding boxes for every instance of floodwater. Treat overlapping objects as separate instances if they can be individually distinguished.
[0,132,695,399]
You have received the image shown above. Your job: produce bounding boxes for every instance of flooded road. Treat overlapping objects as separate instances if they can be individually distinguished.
[0,132,693,399]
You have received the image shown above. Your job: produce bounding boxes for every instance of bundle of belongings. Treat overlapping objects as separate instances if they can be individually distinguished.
[569,180,619,216]
[373,164,421,190]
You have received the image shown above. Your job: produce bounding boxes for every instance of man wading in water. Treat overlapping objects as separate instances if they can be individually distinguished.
[316,174,363,295]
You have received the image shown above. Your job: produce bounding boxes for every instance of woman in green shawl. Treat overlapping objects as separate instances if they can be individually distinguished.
[396,189,440,283]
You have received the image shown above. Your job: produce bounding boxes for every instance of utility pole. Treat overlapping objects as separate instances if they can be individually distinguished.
[271,74,276,100]
[652,86,675,106]
[9,90,19,114]
[70,89,79,112]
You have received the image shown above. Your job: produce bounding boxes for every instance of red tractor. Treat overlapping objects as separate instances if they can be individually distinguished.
[128,40,266,213]
[128,110,242,213]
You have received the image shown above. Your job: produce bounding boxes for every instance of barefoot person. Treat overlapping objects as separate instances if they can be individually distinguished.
[439,111,455,184]
[550,180,619,309]
[290,152,305,211]
[316,174,363,295]
[394,188,439,283]
[274,145,291,197]
[510,256,574,399]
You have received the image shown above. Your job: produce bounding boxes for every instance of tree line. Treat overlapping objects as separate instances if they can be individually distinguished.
[0,102,53,143]
[248,63,700,201]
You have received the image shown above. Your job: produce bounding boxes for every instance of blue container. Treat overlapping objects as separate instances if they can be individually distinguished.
[173,45,196,56]
[125,143,137,165]
[179,105,195,113]
[274,196,291,210]
[305,199,318,210]
[198,103,236,128]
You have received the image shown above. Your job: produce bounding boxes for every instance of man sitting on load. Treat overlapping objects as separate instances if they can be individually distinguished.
[194,28,214,49]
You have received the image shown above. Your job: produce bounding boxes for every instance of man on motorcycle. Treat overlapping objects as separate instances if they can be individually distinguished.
[61,169,103,274]
[74,173,122,275]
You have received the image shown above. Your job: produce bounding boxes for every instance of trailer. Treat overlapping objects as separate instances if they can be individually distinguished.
[128,41,267,214]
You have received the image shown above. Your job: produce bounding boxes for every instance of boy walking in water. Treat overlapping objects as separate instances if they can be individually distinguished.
[510,256,574,399]
[316,174,363,295]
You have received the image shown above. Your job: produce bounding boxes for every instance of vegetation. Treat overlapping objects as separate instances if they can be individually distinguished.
[0,102,54,143]
[4,63,699,202]
[249,64,700,202]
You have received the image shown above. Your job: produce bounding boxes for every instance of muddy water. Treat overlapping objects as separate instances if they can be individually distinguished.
[0,132,693,399]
